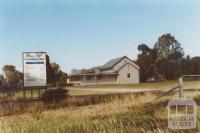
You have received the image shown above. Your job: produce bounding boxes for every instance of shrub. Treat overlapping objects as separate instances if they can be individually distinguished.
[41,88,68,103]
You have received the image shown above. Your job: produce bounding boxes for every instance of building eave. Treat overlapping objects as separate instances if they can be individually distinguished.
[69,72,118,76]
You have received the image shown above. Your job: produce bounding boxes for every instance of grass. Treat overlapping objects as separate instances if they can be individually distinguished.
[70,80,200,89]
[0,91,158,116]
[1,102,200,133]
[0,89,46,100]
[67,80,200,96]
[1,81,200,133]
[1,80,200,98]
[1,110,165,133]
[70,80,179,89]
[1,91,200,133]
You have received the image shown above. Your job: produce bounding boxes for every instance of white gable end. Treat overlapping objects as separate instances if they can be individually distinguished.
[118,64,139,84]
[113,57,139,72]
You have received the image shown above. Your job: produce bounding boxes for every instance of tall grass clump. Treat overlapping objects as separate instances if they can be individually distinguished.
[0,92,158,116]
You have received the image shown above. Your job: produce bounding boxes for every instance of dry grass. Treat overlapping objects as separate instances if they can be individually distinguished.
[1,92,200,133]
[0,92,156,122]
[70,81,179,90]
[1,80,200,98]
[1,81,200,133]
[67,80,200,96]
[0,91,159,116]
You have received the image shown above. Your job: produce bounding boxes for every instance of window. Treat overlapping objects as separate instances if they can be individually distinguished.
[127,73,131,78]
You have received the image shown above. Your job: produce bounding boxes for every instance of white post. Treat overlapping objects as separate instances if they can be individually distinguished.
[186,105,188,114]
[179,77,184,101]
[84,75,86,85]
[95,75,97,85]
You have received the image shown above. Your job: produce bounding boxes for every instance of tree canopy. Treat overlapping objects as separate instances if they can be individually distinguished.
[137,33,197,82]
[3,65,22,83]
[0,75,4,86]
[154,33,184,61]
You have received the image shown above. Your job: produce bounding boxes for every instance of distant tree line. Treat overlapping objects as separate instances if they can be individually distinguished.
[46,55,67,86]
[71,66,101,75]
[137,33,200,82]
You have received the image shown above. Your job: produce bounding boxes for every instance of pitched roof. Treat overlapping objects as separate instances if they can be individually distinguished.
[100,56,126,70]
[70,56,139,76]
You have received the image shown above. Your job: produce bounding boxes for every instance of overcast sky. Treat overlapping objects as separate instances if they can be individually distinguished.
[0,0,200,74]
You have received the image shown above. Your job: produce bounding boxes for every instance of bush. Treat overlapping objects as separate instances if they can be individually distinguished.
[41,88,68,103]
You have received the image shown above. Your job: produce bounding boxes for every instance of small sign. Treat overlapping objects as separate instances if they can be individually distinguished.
[23,52,47,87]
[167,99,197,130]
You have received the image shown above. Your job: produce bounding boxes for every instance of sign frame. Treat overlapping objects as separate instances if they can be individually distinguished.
[22,52,47,89]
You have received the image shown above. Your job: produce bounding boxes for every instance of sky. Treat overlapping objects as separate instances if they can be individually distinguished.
[0,0,200,74]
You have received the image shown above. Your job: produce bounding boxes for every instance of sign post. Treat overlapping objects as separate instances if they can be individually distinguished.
[23,52,47,99]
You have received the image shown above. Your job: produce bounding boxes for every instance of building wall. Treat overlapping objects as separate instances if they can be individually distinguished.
[101,57,140,84]
[118,64,139,84]
[69,57,140,86]
[70,75,118,86]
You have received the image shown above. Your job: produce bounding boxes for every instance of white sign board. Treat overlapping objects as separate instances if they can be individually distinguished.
[23,52,47,87]
[167,99,197,130]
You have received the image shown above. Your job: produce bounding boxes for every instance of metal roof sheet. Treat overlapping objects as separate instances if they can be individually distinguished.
[100,56,125,70]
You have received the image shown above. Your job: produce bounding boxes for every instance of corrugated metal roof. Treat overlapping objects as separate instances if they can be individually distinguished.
[100,56,125,70]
